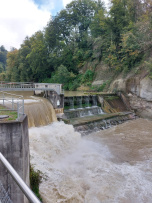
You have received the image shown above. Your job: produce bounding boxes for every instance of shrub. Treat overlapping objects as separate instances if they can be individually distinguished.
[30,165,42,201]
[97,81,108,92]
[82,70,94,83]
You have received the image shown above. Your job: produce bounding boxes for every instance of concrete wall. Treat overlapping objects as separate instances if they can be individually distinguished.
[0,115,29,203]
[47,91,64,109]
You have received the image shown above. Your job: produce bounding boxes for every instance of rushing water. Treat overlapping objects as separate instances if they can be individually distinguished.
[5,91,152,202]
[24,96,57,127]
[29,119,152,203]
[5,91,57,127]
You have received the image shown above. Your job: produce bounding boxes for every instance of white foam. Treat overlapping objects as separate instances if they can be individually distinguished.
[29,122,152,203]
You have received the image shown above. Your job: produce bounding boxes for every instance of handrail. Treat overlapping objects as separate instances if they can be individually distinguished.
[0,152,42,203]
[0,81,63,95]
[0,91,24,120]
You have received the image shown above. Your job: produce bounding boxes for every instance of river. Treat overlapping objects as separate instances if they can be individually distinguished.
[29,119,152,203]
[6,91,152,202]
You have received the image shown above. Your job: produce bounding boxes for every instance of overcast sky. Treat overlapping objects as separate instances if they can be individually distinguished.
[0,0,109,51]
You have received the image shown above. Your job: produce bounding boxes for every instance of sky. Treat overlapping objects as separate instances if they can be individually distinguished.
[0,0,109,51]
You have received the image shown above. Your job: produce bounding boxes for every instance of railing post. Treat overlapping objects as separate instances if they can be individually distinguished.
[17,101,19,120]
[22,99,24,115]
[3,92,4,106]
[12,98,14,110]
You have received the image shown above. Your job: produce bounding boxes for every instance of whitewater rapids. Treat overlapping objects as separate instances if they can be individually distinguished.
[29,119,152,203]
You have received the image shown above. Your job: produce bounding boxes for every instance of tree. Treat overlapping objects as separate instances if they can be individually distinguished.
[0,45,7,70]
[6,49,20,81]
[0,63,4,73]
[26,31,50,82]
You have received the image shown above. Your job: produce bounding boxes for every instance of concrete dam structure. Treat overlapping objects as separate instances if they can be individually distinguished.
[0,115,29,203]
[0,82,136,203]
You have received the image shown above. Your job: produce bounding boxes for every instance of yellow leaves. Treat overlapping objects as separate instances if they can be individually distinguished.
[129,50,139,56]
[70,72,76,78]
[7,49,19,68]
[78,62,84,68]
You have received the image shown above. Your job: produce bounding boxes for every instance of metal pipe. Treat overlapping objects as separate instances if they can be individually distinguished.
[0,153,42,203]
[17,102,19,120]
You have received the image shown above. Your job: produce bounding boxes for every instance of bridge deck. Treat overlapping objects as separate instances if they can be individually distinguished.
[0,87,58,91]
[0,82,63,95]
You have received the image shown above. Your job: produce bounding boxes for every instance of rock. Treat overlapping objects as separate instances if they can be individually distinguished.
[140,77,152,101]
[110,79,126,92]
[0,115,9,119]
[128,93,132,97]
[92,80,104,86]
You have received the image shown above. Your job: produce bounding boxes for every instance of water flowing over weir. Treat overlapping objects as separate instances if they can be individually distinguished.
[64,95,104,119]
[29,119,152,203]
[24,97,57,127]
[4,91,57,127]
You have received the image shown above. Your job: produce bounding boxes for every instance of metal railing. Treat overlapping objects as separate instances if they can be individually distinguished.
[0,91,24,121]
[0,153,41,203]
[0,81,64,95]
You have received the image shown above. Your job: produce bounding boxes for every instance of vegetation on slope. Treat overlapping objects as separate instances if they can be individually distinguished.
[0,0,152,91]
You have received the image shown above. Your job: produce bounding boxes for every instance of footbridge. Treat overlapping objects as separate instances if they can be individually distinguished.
[0,81,64,114]
[0,82,63,95]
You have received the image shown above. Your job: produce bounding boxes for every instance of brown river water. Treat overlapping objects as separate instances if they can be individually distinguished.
[29,119,152,203]
[6,91,152,202]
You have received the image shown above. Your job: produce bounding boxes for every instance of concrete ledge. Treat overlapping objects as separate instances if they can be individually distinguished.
[70,112,133,126]
[69,112,136,135]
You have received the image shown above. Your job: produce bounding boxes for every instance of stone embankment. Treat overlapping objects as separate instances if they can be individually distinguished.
[109,74,152,119]
[73,112,136,135]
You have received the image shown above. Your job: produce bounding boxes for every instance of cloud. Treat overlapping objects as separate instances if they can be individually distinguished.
[0,0,110,51]
[62,0,72,8]
[0,0,51,50]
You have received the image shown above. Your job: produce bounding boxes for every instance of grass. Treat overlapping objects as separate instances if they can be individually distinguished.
[104,96,119,101]
[0,105,18,121]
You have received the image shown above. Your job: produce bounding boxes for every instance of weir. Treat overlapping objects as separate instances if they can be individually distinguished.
[64,95,104,119]
[62,93,135,134]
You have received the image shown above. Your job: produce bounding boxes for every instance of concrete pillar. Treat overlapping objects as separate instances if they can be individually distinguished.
[47,91,64,114]
[0,115,29,203]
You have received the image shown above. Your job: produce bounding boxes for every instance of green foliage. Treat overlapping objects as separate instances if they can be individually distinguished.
[42,77,52,83]
[105,96,119,100]
[30,166,42,201]
[0,63,4,73]
[2,0,152,88]
[50,65,71,88]
[0,45,7,71]
[82,69,94,83]
[0,72,6,81]
[97,81,109,92]
[145,59,152,79]
[50,65,80,90]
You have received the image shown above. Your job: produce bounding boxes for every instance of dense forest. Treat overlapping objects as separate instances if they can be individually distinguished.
[0,0,152,90]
